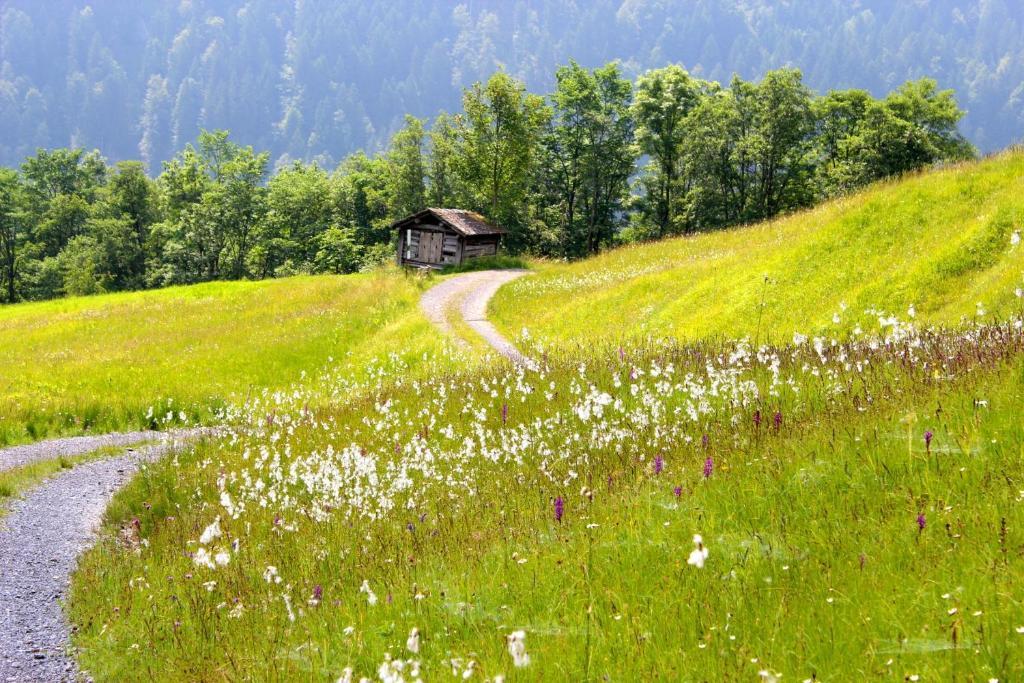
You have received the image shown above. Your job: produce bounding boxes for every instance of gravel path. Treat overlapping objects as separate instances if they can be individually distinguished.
[0,435,192,682]
[420,269,530,364]
[0,430,163,474]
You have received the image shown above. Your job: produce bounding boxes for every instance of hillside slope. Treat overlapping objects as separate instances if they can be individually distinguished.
[0,271,447,444]
[492,150,1024,345]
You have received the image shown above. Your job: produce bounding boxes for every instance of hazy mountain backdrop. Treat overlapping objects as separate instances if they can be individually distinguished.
[1,0,1022,172]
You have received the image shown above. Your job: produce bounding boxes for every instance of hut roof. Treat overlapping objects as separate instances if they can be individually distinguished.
[393,208,506,237]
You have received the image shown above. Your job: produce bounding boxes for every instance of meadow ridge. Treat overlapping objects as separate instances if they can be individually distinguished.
[491,149,1024,345]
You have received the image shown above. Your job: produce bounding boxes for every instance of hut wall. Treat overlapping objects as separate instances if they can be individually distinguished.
[401,224,461,267]
[462,238,499,260]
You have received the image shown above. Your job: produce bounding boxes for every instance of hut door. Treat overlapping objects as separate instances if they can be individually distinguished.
[421,232,443,263]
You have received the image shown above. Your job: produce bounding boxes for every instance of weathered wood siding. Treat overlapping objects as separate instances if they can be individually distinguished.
[401,223,462,267]
[462,239,498,260]
[394,210,504,268]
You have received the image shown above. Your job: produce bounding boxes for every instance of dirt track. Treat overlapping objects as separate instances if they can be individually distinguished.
[419,269,530,364]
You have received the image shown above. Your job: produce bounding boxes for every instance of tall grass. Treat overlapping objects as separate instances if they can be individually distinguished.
[0,269,453,445]
[68,318,1024,680]
[491,150,1024,346]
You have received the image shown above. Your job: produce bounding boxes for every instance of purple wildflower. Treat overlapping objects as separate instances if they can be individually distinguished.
[502,402,508,424]
[773,410,783,430]
[673,486,682,498]
[701,434,709,448]
[917,513,926,532]
[703,456,714,479]
[924,430,933,452]
[312,584,323,602]
[653,455,664,475]
[753,410,762,428]
[554,496,564,523]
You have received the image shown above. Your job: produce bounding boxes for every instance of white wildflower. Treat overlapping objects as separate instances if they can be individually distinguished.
[1011,230,1020,247]
[507,630,530,668]
[214,549,231,566]
[406,627,420,654]
[360,579,378,606]
[199,517,222,545]
[193,547,215,570]
[283,593,295,622]
[687,534,709,569]
[263,565,281,584]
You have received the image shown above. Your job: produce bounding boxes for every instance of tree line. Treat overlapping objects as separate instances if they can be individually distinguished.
[0,64,974,303]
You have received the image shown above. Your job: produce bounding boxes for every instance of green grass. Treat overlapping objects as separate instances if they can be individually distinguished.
[492,150,1024,346]
[0,444,137,517]
[67,323,1024,680]
[9,151,1020,679]
[0,267,454,445]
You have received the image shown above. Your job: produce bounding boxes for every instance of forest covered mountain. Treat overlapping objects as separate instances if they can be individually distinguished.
[1,0,1022,172]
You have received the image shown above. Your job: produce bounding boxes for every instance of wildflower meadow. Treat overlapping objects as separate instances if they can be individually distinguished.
[69,308,1024,680]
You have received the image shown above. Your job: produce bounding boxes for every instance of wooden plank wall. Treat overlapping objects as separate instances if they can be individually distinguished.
[463,240,498,259]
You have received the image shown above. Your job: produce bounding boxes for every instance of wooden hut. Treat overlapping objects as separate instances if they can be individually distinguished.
[394,208,505,268]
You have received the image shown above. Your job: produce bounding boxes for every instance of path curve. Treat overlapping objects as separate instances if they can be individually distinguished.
[0,430,164,473]
[0,434,195,682]
[420,270,530,364]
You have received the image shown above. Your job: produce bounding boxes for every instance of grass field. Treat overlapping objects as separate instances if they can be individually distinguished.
[491,149,1024,345]
[0,268,452,445]
[3,152,1023,679]
[69,320,1024,680]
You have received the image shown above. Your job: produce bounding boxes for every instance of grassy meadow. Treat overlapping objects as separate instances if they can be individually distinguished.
[0,269,452,445]
[491,149,1024,345]
[0,151,1021,679]
[69,319,1024,681]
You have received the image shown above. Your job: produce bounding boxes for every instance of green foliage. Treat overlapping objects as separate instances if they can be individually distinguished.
[544,61,635,256]
[0,65,977,305]
[632,65,708,236]
[456,72,550,252]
